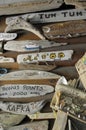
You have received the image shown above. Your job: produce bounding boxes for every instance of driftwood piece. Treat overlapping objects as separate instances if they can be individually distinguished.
[52,111,67,130]
[0,112,25,127]
[17,50,73,64]
[75,52,86,89]
[5,17,45,40]
[52,66,78,80]
[55,84,86,100]
[6,9,86,24]
[43,20,86,39]
[4,40,67,52]
[7,120,49,130]
[65,0,86,8]
[0,62,56,71]
[51,83,86,123]
[0,0,63,15]
[0,70,60,86]
[0,92,54,103]
[28,112,56,119]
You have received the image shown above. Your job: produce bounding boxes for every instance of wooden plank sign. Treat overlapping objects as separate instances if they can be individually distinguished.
[17,50,73,64]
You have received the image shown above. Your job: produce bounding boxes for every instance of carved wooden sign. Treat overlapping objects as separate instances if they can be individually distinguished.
[17,50,73,64]
[4,40,67,52]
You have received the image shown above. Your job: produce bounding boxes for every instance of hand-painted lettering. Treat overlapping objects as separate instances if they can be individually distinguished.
[13,92,27,96]
[23,85,43,91]
[39,13,56,19]
[1,86,19,91]
[7,104,30,112]
[62,11,83,17]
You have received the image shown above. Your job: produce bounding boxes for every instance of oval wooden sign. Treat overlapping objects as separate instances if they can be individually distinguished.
[0,100,45,115]
[0,70,60,81]
[0,84,54,98]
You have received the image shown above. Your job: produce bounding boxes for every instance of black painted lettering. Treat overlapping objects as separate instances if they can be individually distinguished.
[45,14,50,18]
[16,105,21,111]
[25,106,30,112]
[62,12,68,17]
[13,91,27,96]
[39,14,44,19]
[51,13,56,18]
[69,12,75,17]
[76,11,83,16]
[2,85,19,91]
[11,105,16,111]
[7,104,11,111]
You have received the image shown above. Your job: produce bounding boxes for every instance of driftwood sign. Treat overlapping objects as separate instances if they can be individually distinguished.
[4,40,67,52]
[0,84,54,98]
[0,33,17,41]
[0,100,46,115]
[17,50,73,64]
[6,9,86,24]
[43,20,86,39]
